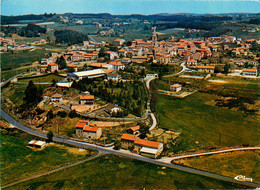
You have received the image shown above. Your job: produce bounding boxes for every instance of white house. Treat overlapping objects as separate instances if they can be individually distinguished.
[114,38,125,46]
[48,63,59,72]
[107,72,121,81]
[242,68,258,77]
[170,84,182,92]
[106,61,125,71]
[28,140,46,149]
[51,93,63,103]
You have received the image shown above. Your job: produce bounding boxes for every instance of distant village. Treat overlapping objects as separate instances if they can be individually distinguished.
[1,27,260,159]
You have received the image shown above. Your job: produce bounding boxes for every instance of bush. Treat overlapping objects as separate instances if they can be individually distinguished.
[68,110,78,118]
[57,111,67,118]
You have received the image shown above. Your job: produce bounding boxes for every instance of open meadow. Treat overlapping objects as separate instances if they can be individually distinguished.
[155,92,259,152]
[8,154,247,189]
[174,150,260,183]
[0,131,96,186]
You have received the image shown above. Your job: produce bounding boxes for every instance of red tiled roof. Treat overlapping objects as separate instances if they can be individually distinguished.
[130,125,140,132]
[135,138,160,149]
[171,84,182,88]
[48,62,58,66]
[51,93,62,98]
[121,134,136,141]
[243,69,257,72]
[197,66,215,69]
[80,95,94,100]
[109,61,123,66]
[83,126,98,132]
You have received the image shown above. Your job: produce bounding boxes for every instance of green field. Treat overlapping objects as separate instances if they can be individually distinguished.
[1,66,36,81]
[0,133,96,185]
[175,150,260,183]
[9,154,247,189]
[18,74,65,83]
[1,49,52,70]
[155,92,259,152]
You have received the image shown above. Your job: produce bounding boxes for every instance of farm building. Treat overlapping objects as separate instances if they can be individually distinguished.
[75,120,102,139]
[80,95,94,105]
[28,140,46,149]
[67,69,106,81]
[242,68,258,77]
[120,134,164,158]
[170,84,182,92]
[51,93,63,103]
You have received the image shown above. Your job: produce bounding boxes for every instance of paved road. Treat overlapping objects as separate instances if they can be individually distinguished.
[163,62,186,78]
[88,36,98,44]
[1,152,105,189]
[159,147,260,163]
[1,110,260,188]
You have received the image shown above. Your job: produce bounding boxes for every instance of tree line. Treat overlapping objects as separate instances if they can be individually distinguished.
[71,78,148,117]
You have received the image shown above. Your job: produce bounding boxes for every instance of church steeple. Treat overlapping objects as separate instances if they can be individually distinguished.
[152,26,158,47]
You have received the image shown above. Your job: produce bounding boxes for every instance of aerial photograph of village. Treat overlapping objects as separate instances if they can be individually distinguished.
[0,0,259,189]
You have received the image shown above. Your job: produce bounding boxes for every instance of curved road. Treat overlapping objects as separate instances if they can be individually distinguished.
[159,147,260,163]
[1,109,259,188]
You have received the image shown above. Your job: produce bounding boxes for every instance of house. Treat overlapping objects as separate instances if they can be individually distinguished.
[122,58,131,64]
[242,69,258,77]
[135,138,163,158]
[107,72,121,81]
[196,65,215,74]
[105,104,123,115]
[48,63,59,72]
[114,38,125,46]
[41,58,48,65]
[75,120,102,139]
[120,134,164,158]
[28,140,46,149]
[132,56,148,64]
[121,134,136,149]
[170,84,182,92]
[126,125,140,135]
[80,95,94,105]
[83,125,102,139]
[51,93,62,103]
[186,59,197,66]
[107,61,125,71]
[67,64,78,72]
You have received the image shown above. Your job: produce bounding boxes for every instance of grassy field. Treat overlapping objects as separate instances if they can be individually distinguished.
[1,65,37,81]
[0,133,96,185]
[9,154,247,189]
[18,74,65,83]
[2,83,28,105]
[175,151,260,183]
[1,49,52,70]
[155,92,259,152]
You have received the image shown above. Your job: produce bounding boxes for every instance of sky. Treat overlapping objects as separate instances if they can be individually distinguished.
[1,0,260,16]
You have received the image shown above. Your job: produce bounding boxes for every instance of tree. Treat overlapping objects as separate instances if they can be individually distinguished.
[23,80,42,106]
[214,65,221,73]
[98,47,106,57]
[47,110,54,120]
[56,56,67,70]
[51,79,57,87]
[113,140,121,150]
[139,122,150,139]
[69,110,78,118]
[47,131,53,142]
[223,63,231,74]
